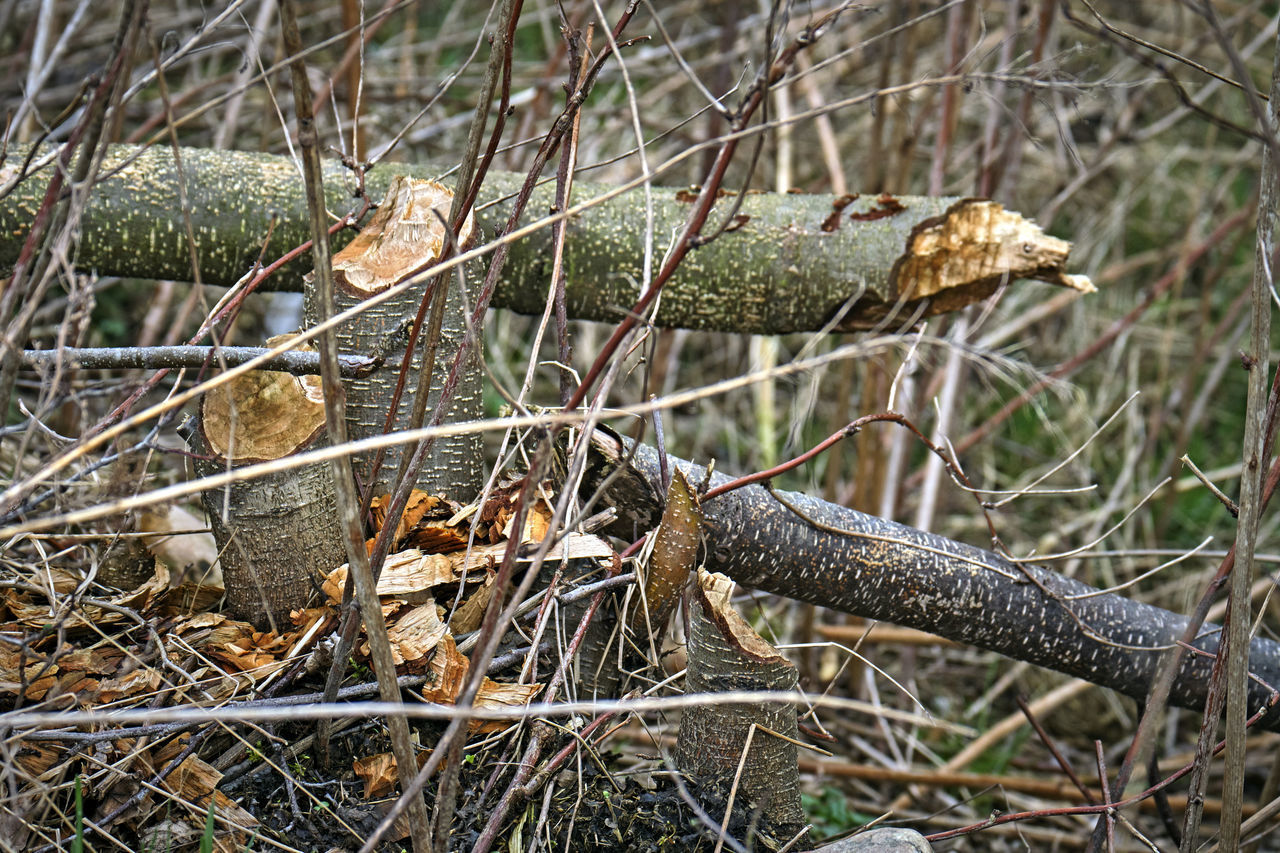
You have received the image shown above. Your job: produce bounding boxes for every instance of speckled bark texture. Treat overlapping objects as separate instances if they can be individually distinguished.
[0,145,1089,333]
[583,434,1280,732]
[674,569,809,842]
[301,177,482,500]
[302,273,482,500]
[630,468,700,639]
[186,414,344,632]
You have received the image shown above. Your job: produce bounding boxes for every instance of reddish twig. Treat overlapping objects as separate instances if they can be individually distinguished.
[564,4,854,412]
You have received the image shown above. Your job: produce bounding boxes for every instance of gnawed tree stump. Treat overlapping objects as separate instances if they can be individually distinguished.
[301,175,483,500]
[582,433,1280,732]
[675,569,809,846]
[183,341,344,631]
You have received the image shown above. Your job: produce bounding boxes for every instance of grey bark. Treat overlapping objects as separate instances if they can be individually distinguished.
[581,434,1280,732]
[675,569,809,843]
[0,144,1089,334]
[183,415,345,632]
[302,273,482,501]
[18,345,372,376]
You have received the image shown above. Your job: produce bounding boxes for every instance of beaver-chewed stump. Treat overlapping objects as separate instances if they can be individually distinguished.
[185,339,344,631]
[302,175,483,502]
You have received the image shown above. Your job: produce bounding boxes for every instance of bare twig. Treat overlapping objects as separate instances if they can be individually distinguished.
[277,0,432,848]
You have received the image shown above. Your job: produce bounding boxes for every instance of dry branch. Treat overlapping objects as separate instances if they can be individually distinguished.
[18,345,373,376]
[0,145,1093,334]
[582,434,1280,732]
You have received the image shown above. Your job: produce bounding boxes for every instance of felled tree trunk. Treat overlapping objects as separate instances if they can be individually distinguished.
[582,433,1280,733]
[0,144,1093,334]
[675,569,809,846]
[181,344,345,631]
[301,175,483,500]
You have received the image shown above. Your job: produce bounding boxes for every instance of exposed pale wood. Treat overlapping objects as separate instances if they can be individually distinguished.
[185,346,344,631]
[301,175,482,500]
[674,568,809,843]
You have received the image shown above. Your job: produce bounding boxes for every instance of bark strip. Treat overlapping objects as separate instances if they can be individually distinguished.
[582,434,1280,732]
[0,144,1092,334]
[629,468,699,641]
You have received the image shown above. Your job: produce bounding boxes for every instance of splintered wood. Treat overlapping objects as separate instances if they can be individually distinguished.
[897,200,1095,301]
[857,198,1096,327]
[329,488,612,724]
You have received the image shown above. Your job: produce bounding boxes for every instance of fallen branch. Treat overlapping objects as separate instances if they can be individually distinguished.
[581,433,1280,732]
[18,345,375,377]
[0,144,1093,334]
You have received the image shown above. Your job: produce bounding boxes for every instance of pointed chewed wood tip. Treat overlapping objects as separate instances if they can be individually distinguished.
[694,567,789,663]
[889,199,1094,318]
[1051,272,1098,294]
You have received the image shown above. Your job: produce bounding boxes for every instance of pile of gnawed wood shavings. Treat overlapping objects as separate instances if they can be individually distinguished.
[0,483,615,851]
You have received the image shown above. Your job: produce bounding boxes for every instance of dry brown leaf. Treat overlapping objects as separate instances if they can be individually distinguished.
[333,534,614,609]
[422,633,468,704]
[383,602,448,671]
[498,497,553,544]
[443,532,613,573]
[52,673,99,701]
[158,578,225,617]
[470,679,544,734]
[33,567,81,594]
[353,752,398,798]
[446,572,494,635]
[2,593,113,631]
[402,519,469,554]
[368,491,467,555]
[119,561,171,610]
[290,607,334,630]
[177,611,226,631]
[182,615,255,648]
[353,749,433,799]
[0,673,56,700]
[207,644,279,673]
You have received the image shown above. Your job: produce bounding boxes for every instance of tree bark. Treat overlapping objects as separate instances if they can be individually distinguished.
[300,175,482,500]
[675,568,809,845]
[181,354,345,631]
[581,433,1280,733]
[0,144,1092,334]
